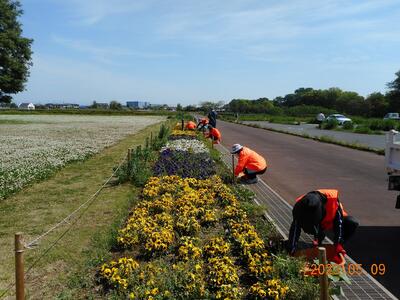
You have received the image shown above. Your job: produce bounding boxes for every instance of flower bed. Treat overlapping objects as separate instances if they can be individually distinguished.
[160,139,209,154]
[97,129,317,299]
[168,130,198,140]
[154,149,216,179]
[100,175,288,299]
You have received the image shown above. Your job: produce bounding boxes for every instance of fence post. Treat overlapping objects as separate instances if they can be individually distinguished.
[181,118,184,131]
[318,247,329,300]
[231,155,235,184]
[15,233,25,300]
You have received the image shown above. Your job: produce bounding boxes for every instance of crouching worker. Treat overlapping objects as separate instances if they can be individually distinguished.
[288,189,358,264]
[231,144,267,184]
[186,121,197,130]
[205,125,221,144]
[197,118,209,131]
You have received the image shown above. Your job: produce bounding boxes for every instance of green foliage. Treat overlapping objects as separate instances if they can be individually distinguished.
[342,121,354,130]
[368,119,396,131]
[232,185,255,203]
[272,255,319,300]
[286,105,336,117]
[387,69,400,112]
[354,125,372,134]
[0,0,33,100]
[321,119,339,130]
[199,100,224,113]
[109,101,122,110]
[116,124,170,186]
[365,92,388,117]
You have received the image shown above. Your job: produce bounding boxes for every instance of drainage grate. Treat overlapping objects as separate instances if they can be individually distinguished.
[216,144,397,300]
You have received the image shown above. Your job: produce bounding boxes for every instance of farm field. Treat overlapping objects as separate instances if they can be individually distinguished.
[0,114,165,200]
[0,121,167,299]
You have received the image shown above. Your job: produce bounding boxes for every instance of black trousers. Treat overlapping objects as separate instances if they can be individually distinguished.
[341,215,359,242]
[244,167,267,179]
[318,215,359,244]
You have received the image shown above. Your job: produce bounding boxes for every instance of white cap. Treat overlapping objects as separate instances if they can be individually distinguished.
[231,144,243,154]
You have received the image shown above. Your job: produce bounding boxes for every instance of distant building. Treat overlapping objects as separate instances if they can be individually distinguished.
[126,101,150,109]
[18,102,35,110]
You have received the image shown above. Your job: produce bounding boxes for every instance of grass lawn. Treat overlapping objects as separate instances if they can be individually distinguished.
[0,121,165,299]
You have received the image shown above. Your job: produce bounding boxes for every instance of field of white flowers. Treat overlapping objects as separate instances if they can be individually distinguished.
[0,114,164,200]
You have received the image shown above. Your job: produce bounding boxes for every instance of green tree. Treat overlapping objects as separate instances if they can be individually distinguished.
[365,92,388,117]
[109,100,122,110]
[0,0,33,103]
[335,91,366,116]
[176,103,182,111]
[387,70,400,112]
[90,101,98,109]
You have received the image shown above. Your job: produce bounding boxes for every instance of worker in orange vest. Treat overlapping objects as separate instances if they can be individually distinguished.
[197,117,209,131]
[231,144,267,184]
[205,125,221,144]
[288,189,358,264]
[186,121,197,130]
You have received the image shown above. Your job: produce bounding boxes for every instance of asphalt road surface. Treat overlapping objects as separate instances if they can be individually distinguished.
[242,121,385,150]
[217,120,400,297]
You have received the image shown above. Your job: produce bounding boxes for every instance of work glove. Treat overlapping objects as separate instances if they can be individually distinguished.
[332,243,346,264]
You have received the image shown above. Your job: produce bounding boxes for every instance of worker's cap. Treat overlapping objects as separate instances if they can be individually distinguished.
[293,192,324,233]
[231,144,243,154]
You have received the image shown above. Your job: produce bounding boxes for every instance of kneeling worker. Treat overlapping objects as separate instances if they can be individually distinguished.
[231,144,267,184]
[288,189,358,264]
[197,118,209,131]
[186,121,197,130]
[205,125,221,144]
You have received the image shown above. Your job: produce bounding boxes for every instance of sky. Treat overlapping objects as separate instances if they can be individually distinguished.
[13,0,400,106]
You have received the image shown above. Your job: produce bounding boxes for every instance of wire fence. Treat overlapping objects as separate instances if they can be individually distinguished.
[0,125,210,299]
[0,154,127,299]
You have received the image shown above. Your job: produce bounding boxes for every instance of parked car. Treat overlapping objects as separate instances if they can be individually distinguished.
[384,113,400,120]
[326,114,352,125]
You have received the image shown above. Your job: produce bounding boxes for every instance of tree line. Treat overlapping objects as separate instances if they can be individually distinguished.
[227,71,400,118]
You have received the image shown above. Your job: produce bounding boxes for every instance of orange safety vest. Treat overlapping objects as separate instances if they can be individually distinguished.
[295,189,348,230]
[201,118,209,125]
[234,147,267,176]
[186,121,196,130]
[210,128,221,140]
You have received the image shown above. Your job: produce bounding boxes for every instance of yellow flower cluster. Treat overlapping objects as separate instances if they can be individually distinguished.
[204,237,231,258]
[200,208,218,225]
[229,221,265,256]
[177,236,202,261]
[118,176,220,254]
[172,262,207,296]
[171,129,197,136]
[101,172,291,298]
[249,279,289,300]
[99,257,139,289]
[117,206,174,254]
[206,256,241,299]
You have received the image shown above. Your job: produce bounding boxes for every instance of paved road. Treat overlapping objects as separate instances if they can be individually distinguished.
[218,120,400,297]
[242,121,386,150]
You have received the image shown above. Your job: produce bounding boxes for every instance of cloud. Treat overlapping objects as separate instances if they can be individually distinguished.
[153,0,400,63]
[52,36,178,64]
